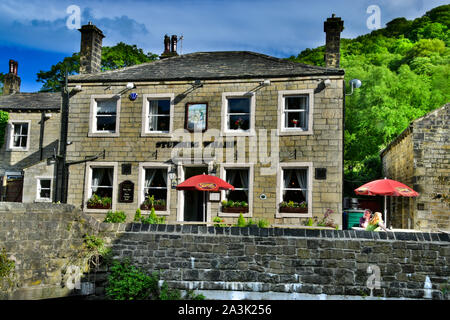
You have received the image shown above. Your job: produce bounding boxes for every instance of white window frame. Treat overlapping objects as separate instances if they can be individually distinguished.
[219,163,254,218]
[277,89,314,135]
[84,162,118,212]
[88,95,121,137]
[141,93,175,137]
[35,177,53,202]
[138,162,171,216]
[276,162,313,218]
[221,92,256,136]
[7,120,31,151]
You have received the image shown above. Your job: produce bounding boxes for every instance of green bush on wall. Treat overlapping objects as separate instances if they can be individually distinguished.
[0,111,9,149]
[103,210,127,223]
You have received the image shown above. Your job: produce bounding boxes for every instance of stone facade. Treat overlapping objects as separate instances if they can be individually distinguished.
[381,104,450,232]
[1,203,448,300]
[0,110,61,203]
[65,75,344,226]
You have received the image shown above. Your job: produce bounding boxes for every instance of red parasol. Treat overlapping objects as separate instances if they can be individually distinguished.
[355,178,419,197]
[176,174,235,192]
[354,178,419,228]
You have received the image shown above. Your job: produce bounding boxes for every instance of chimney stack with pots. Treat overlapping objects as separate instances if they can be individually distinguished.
[160,34,179,59]
[3,59,21,94]
[324,14,344,68]
[78,22,105,74]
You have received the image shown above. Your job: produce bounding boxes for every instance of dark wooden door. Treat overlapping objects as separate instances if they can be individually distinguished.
[5,178,23,202]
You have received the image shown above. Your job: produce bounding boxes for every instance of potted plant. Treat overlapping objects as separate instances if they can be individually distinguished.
[87,194,112,209]
[221,200,249,213]
[234,118,244,130]
[140,195,167,211]
[279,200,308,213]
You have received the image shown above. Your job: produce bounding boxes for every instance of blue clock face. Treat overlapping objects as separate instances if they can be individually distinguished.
[129,92,138,101]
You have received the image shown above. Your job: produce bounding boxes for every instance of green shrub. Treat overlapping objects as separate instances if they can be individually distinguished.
[257,219,270,228]
[213,216,226,227]
[0,111,8,149]
[140,207,166,224]
[105,260,205,300]
[236,213,247,227]
[0,248,15,288]
[103,210,127,223]
[134,209,142,222]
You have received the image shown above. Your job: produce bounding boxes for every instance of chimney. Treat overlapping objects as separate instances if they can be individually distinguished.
[324,14,344,68]
[160,34,179,59]
[3,60,21,94]
[78,22,105,74]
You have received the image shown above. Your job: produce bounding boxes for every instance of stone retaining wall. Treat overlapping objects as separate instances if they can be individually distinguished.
[0,203,449,300]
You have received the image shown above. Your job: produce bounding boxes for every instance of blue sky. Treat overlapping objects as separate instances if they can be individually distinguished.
[0,0,447,92]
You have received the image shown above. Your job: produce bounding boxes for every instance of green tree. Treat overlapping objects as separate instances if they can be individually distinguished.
[288,4,450,194]
[36,42,158,92]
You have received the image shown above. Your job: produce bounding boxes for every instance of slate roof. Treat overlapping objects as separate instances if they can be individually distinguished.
[69,51,344,83]
[0,92,61,111]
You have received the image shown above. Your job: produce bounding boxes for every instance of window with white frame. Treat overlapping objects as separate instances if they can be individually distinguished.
[142,168,168,207]
[95,99,117,132]
[282,95,309,130]
[89,96,120,136]
[147,99,170,132]
[37,178,51,201]
[9,122,30,149]
[222,92,255,134]
[281,168,308,205]
[224,168,249,203]
[278,90,313,135]
[90,167,114,199]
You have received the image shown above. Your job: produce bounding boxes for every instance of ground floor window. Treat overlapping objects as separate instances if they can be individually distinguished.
[220,165,253,215]
[224,168,249,202]
[37,178,52,201]
[86,165,115,210]
[142,168,168,210]
[282,168,308,204]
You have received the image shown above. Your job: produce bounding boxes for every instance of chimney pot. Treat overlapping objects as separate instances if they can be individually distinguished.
[4,59,21,94]
[171,35,178,53]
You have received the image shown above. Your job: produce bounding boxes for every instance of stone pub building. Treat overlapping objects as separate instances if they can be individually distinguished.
[2,16,346,227]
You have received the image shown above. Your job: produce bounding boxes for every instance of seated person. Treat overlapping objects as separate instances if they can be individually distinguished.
[359,209,372,229]
[366,212,388,231]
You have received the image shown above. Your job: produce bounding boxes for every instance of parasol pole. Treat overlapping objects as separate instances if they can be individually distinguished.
[384,177,388,228]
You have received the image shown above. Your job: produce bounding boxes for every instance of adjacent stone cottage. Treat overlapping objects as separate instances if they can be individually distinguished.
[0,60,61,202]
[381,103,450,232]
[63,16,346,226]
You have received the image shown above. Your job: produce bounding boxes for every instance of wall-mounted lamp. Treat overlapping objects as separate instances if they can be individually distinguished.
[44,113,52,120]
[193,80,203,88]
[324,79,331,87]
[346,79,362,96]
[67,141,73,146]
[126,82,135,90]
[261,79,271,86]
[168,165,178,189]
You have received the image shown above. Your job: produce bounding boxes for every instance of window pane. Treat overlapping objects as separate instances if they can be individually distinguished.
[225,168,249,202]
[157,100,170,115]
[40,180,51,189]
[92,168,113,187]
[97,99,117,114]
[145,169,167,188]
[148,115,170,132]
[285,96,308,110]
[285,111,307,129]
[96,115,116,131]
[282,168,308,203]
[227,190,247,202]
[40,188,51,199]
[228,98,250,114]
[283,190,307,203]
[144,189,167,202]
[229,114,250,130]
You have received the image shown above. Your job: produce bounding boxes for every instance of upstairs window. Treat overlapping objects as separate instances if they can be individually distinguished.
[12,123,29,148]
[147,99,170,133]
[227,97,250,131]
[283,95,309,130]
[96,99,117,132]
[89,95,121,136]
[222,92,255,135]
[8,121,30,150]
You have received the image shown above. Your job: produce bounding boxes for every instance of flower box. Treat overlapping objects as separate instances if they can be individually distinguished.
[140,204,167,211]
[279,207,308,213]
[222,206,249,213]
[86,203,111,210]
